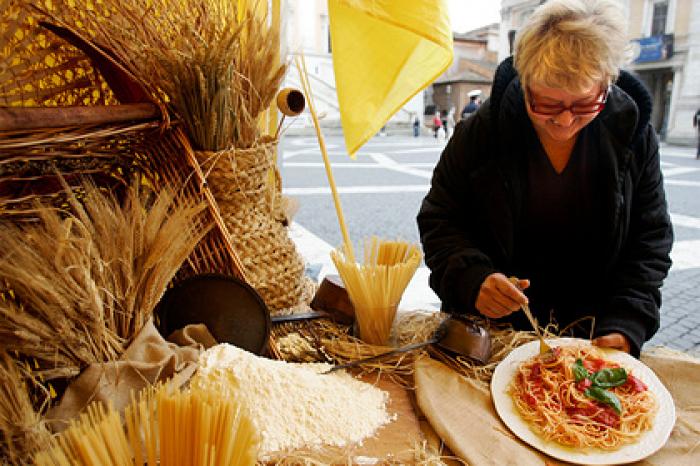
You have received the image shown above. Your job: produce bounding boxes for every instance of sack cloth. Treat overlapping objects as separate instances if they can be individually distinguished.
[47,319,216,431]
[415,348,700,466]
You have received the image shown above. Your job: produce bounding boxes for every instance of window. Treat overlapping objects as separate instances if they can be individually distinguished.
[651,1,668,36]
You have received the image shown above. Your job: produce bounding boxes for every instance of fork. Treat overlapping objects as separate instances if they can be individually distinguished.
[509,277,552,355]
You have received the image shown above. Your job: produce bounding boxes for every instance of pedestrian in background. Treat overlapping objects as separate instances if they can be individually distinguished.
[418,0,673,356]
[445,108,456,139]
[461,92,481,120]
[432,113,442,138]
[413,116,421,137]
[694,108,700,158]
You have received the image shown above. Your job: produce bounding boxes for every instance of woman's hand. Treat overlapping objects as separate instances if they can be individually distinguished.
[475,273,529,319]
[592,333,631,353]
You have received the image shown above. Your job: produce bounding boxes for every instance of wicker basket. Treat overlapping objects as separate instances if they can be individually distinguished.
[0,110,247,282]
[195,137,315,314]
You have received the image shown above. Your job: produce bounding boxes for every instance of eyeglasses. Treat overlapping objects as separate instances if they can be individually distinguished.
[526,86,609,116]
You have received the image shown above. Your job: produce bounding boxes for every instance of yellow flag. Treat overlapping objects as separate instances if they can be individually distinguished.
[328,0,453,157]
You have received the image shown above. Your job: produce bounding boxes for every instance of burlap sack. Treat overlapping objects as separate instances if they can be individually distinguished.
[637,349,700,466]
[195,137,315,315]
[415,357,548,466]
[47,319,215,431]
[415,350,700,466]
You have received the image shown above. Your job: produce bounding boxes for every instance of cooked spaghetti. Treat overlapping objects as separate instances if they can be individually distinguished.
[509,345,657,450]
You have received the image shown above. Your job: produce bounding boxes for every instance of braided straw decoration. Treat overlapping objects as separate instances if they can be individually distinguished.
[195,137,314,314]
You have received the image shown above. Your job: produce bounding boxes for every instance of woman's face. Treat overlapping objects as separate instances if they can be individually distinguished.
[525,82,607,145]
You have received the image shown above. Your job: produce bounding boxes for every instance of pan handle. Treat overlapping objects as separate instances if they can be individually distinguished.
[323,338,438,374]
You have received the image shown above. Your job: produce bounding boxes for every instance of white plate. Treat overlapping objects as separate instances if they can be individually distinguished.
[491,338,676,465]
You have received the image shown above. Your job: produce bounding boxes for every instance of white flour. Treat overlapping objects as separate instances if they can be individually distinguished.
[194,344,394,455]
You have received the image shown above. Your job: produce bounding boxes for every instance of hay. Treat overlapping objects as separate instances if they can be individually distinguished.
[313,320,419,388]
[393,310,448,346]
[0,180,210,385]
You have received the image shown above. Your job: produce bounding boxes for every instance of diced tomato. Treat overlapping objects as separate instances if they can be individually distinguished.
[576,378,592,391]
[546,399,562,411]
[582,358,605,373]
[594,407,620,428]
[530,363,542,380]
[567,403,619,427]
[566,403,598,418]
[552,347,562,358]
[524,393,538,407]
[626,374,648,392]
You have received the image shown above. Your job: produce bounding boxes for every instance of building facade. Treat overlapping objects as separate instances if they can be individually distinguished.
[499,0,699,145]
[625,0,699,144]
[430,25,500,120]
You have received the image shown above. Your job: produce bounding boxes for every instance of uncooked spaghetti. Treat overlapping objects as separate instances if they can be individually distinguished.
[33,383,259,466]
[509,345,657,450]
[331,237,422,345]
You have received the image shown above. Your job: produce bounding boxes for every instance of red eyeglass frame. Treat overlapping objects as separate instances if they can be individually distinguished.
[526,86,610,116]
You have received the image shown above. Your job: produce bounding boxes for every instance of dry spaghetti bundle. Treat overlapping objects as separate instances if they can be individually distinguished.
[331,237,422,345]
[509,345,657,450]
[34,383,259,466]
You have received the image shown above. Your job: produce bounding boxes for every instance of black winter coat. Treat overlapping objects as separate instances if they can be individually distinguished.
[417,58,673,356]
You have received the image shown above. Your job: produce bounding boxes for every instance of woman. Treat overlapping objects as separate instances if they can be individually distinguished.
[417,0,673,357]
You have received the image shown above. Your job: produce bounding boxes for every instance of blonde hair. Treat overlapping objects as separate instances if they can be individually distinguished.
[514,0,631,93]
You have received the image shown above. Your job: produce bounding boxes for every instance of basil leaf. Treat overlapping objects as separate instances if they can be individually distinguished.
[572,359,590,382]
[591,367,627,388]
[584,386,622,414]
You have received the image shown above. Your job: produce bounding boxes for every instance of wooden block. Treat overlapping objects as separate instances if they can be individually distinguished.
[310,274,355,325]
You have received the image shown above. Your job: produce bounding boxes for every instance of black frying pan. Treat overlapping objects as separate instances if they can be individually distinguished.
[156,274,271,355]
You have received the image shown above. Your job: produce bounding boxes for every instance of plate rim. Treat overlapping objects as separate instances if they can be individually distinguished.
[490,337,676,465]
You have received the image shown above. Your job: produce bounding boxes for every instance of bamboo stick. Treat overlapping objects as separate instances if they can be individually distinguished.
[295,55,355,262]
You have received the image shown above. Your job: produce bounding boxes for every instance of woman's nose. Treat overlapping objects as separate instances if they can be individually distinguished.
[552,109,575,127]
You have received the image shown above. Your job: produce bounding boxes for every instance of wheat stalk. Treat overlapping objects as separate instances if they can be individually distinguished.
[0,351,52,465]
[0,180,210,383]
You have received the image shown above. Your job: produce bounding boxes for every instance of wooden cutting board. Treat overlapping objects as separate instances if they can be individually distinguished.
[267,373,423,463]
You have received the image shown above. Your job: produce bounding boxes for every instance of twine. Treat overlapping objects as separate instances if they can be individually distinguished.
[195,138,314,314]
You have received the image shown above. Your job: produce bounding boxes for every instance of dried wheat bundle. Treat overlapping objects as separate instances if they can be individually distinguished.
[0,350,52,466]
[32,0,286,150]
[0,180,210,383]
